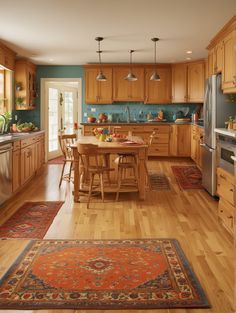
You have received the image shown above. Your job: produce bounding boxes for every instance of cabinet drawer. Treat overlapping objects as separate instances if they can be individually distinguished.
[148,144,169,156]
[218,199,234,234]
[217,167,235,205]
[150,133,169,144]
[13,140,21,151]
[144,125,170,133]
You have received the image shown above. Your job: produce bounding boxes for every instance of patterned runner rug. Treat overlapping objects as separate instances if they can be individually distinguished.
[48,156,64,164]
[0,239,210,310]
[171,166,203,190]
[0,201,64,239]
[149,172,170,190]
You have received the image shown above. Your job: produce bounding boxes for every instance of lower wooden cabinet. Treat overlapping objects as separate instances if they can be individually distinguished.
[169,124,191,157]
[12,133,45,192]
[191,125,204,168]
[216,167,235,235]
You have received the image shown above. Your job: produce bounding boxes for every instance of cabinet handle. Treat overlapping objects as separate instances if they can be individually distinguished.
[230,188,234,192]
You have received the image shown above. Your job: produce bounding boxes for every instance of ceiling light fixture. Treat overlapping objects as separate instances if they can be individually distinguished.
[95,37,107,81]
[186,50,192,54]
[124,50,137,81]
[150,37,160,81]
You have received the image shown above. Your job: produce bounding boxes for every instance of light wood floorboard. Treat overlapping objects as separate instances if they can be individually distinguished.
[0,158,234,313]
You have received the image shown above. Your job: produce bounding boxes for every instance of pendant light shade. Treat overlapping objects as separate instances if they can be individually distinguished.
[124,50,137,81]
[95,37,107,81]
[150,37,160,81]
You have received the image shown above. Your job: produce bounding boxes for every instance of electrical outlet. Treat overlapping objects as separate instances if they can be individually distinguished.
[84,112,87,117]
[15,115,17,120]
[91,108,96,112]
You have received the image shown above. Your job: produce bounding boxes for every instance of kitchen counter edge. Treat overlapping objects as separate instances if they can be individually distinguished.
[0,130,45,146]
[81,122,204,128]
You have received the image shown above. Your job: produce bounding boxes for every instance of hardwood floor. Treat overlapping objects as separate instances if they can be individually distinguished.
[0,158,234,313]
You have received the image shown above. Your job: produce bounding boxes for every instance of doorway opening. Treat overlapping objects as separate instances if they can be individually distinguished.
[41,78,82,161]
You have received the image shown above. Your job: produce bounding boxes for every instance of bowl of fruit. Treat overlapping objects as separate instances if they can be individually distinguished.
[112,133,127,142]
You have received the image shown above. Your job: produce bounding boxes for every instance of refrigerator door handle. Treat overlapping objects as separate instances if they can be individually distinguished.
[230,156,236,162]
[200,143,206,147]
[202,144,214,152]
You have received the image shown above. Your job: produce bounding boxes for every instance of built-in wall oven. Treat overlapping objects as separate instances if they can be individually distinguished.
[0,143,12,207]
[218,134,236,175]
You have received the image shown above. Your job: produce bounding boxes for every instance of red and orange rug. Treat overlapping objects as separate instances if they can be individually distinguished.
[171,166,203,190]
[48,156,64,164]
[0,239,210,310]
[0,201,64,239]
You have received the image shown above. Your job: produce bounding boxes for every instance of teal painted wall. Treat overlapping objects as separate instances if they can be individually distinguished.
[13,65,201,127]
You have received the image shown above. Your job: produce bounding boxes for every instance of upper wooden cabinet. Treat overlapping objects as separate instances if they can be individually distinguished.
[207,15,236,93]
[0,43,16,71]
[113,67,144,102]
[187,61,205,102]
[222,31,236,92]
[145,66,171,104]
[85,67,113,104]
[15,60,37,110]
[172,61,205,103]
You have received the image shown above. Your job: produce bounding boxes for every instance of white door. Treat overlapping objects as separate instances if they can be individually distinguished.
[47,84,78,159]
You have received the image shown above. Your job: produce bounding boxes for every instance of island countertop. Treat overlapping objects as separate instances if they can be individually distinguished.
[80,121,204,128]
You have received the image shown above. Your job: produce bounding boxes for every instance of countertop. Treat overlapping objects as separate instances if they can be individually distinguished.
[81,121,204,128]
[214,128,236,138]
[0,130,45,146]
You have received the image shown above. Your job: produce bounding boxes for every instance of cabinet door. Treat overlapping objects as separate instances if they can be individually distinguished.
[145,67,171,103]
[191,126,197,162]
[12,150,21,192]
[113,67,144,101]
[85,68,100,103]
[21,147,33,185]
[222,31,236,92]
[171,64,187,103]
[177,125,191,156]
[85,67,113,104]
[187,61,205,102]
[215,42,223,74]
[169,125,178,156]
[208,49,214,77]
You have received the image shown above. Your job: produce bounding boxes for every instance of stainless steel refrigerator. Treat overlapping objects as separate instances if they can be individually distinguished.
[202,74,236,196]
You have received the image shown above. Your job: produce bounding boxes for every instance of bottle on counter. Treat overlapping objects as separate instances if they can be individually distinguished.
[228,116,233,130]
[233,116,236,131]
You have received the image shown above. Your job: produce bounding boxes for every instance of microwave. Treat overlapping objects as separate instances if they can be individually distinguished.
[218,135,236,175]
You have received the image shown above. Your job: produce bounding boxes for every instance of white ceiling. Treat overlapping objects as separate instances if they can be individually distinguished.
[1,0,236,65]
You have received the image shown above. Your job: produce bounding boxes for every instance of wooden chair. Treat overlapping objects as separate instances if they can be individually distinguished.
[58,133,77,187]
[77,143,114,208]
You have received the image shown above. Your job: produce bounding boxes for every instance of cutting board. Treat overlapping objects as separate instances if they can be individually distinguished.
[175,118,191,123]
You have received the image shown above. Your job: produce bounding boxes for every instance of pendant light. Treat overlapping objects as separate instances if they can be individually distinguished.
[95,37,107,81]
[124,50,137,81]
[150,38,160,81]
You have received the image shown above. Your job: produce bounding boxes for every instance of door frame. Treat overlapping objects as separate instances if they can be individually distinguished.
[40,78,82,161]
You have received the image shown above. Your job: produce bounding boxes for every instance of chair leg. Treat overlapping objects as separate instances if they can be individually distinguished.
[116,167,123,201]
[87,173,94,209]
[144,161,151,189]
[100,173,105,202]
[134,164,140,192]
[69,162,73,181]
[59,161,66,187]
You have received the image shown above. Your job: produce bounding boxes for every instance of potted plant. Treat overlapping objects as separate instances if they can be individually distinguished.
[15,97,25,107]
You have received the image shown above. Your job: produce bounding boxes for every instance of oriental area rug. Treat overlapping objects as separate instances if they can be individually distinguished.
[171,166,203,190]
[0,239,210,310]
[148,172,170,190]
[48,156,64,164]
[0,201,64,239]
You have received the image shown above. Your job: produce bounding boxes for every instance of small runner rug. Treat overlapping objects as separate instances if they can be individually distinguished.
[149,172,170,190]
[48,156,64,164]
[0,201,64,239]
[0,239,210,310]
[171,166,203,190]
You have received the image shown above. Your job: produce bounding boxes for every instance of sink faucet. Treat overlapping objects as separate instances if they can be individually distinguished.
[125,106,131,123]
[0,114,6,134]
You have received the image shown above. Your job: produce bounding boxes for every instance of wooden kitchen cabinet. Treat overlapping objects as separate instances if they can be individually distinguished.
[15,60,37,110]
[216,167,235,235]
[171,63,187,103]
[12,140,21,192]
[21,145,35,185]
[222,31,236,93]
[145,66,171,103]
[171,61,205,103]
[187,61,205,102]
[0,42,16,71]
[169,124,191,156]
[191,125,204,168]
[85,67,113,104]
[113,67,145,102]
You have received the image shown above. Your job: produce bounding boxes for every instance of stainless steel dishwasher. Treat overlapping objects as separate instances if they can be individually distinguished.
[0,143,13,206]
